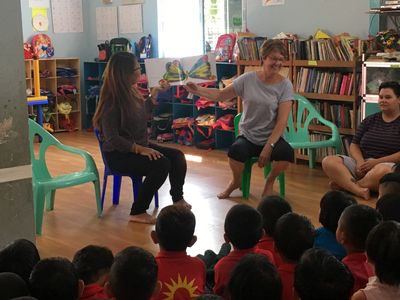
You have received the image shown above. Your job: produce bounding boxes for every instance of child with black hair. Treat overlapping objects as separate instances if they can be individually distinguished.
[228,253,282,300]
[378,172,400,198]
[294,248,354,300]
[256,195,292,266]
[336,204,382,293]
[376,193,400,222]
[274,212,315,300]
[213,204,275,298]
[30,257,84,300]
[352,221,400,300]
[105,246,159,300]
[0,272,30,300]
[0,238,40,284]
[314,190,357,260]
[150,205,206,299]
[72,245,114,300]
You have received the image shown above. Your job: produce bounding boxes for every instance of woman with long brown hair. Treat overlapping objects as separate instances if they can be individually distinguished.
[93,52,190,224]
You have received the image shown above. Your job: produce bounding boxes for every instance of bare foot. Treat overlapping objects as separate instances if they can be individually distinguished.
[174,199,192,210]
[261,180,274,198]
[356,187,370,200]
[129,213,156,224]
[217,181,240,199]
[328,181,342,190]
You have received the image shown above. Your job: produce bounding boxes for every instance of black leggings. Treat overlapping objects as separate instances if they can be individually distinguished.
[228,136,294,163]
[104,143,186,215]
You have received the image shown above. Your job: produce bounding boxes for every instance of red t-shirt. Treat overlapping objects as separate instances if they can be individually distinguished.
[213,247,275,298]
[152,250,206,300]
[342,252,374,293]
[80,283,109,300]
[278,263,298,300]
[256,235,283,267]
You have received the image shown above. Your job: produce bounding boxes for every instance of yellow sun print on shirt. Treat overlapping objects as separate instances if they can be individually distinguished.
[163,274,199,299]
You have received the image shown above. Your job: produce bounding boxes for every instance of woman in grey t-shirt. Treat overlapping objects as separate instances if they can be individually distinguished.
[186,40,294,198]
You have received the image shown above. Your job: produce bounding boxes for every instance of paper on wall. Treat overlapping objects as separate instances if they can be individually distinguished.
[51,0,83,33]
[29,0,50,8]
[263,0,285,6]
[118,5,143,34]
[96,7,118,41]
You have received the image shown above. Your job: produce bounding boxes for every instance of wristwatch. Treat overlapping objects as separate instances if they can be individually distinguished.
[270,143,275,149]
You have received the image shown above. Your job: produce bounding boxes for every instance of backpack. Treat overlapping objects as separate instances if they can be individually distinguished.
[214,33,236,62]
[97,40,111,61]
[110,37,132,55]
[136,34,152,61]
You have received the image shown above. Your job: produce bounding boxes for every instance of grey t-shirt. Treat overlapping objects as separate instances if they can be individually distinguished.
[233,71,293,145]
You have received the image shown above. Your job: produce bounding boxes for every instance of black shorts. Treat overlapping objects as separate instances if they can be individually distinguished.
[228,136,294,163]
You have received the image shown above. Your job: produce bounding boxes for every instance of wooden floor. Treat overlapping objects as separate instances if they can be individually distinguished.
[34,131,377,260]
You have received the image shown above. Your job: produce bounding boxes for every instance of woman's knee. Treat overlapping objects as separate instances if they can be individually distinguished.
[322,155,342,170]
[152,157,171,176]
[228,142,249,163]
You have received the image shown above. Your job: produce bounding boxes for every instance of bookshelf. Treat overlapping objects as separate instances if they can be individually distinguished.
[26,58,81,132]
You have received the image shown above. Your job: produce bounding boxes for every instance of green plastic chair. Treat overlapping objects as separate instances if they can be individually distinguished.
[28,119,102,235]
[234,114,285,199]
[287,94,342,168]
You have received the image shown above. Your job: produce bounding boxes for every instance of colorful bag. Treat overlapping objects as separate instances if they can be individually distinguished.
[212,114,235,131]
[214,33,236,62]
[98,40,111,61]
[136,34,152,61]
[110,37,132,55]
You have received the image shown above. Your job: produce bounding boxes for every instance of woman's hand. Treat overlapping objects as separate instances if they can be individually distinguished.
[355,160,366,179]
[184,82,198,94]
[258,146,272,168]
[138,147,163,160]
[359,159,379,173]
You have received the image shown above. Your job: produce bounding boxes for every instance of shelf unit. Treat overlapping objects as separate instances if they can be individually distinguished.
[83,61,238,150]
[26,57,81,132]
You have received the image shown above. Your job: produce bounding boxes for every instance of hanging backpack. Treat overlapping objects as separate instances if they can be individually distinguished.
[214,33,236,62]
[110,37,132,55]
[136,34,152,61]
[97,40,111,61]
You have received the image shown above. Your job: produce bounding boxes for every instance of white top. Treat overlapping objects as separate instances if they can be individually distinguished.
[362,276,400,300]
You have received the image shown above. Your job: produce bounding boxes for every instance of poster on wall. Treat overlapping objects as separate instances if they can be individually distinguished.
[51,0,83,33]
[118,5,143,34]
[263,0,284,6]
[96,7,118,41]
[32,8,49,31]
[29,0,50,8]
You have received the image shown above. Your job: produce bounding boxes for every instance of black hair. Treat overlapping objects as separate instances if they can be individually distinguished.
[10,297,37,300]
[155,205,196,251]
[379,172,400,197]
[366,221,400,285]
[274,213,315,262]
[294,248,354,300]
[339,204,382,251]
[319,191,357,233]
[29,257,80,300]
[224,204,263,249]
[0,272,29,300]
[109,246,158,300]
[378,81,400,97]
[376,193,400,222]
[257,195,292,237]
[0,239,40,284]
[72,245,114,284]
[228,254,282,300]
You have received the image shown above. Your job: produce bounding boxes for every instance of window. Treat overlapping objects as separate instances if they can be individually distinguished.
[157,0,204,57]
